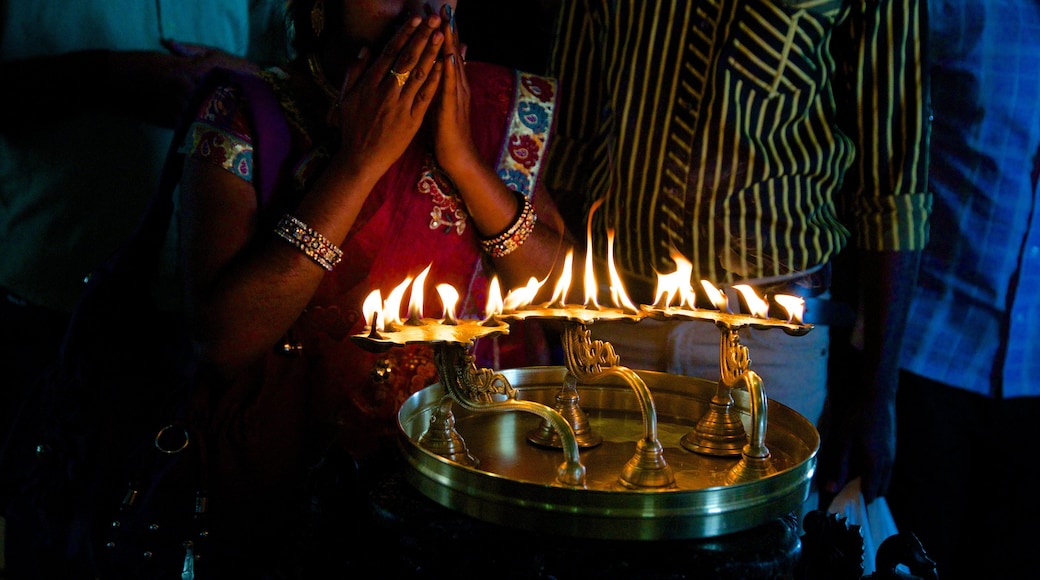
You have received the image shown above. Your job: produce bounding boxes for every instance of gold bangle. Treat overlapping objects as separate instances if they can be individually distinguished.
[479,192,537,259]
[273,214,343,271]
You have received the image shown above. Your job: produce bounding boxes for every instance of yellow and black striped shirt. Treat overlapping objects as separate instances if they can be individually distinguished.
[545,0,931,293]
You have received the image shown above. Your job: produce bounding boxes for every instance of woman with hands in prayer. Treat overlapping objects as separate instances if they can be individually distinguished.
[174,0,569,574]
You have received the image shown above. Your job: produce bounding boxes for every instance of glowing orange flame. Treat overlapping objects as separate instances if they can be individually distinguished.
[406,264,432,325]
[733,284,769,318]
[436,283,459,325]
[654,252,696,309]
[584,198,603,309]
[383,276,412,329]
[606,229,637,313]
[485,276,504,319]
[774,294,805,324]
[548,249,574,308]
[504,277,543,311]
[362,289,383,332]
[700,280,729,313]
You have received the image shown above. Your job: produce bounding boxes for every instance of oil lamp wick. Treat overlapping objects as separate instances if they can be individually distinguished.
[366,312,383,339]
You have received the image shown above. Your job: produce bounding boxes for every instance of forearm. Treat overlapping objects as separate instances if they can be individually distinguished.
[838,0,931,252]
[182,158,379,376]
[452,162,573,293]
[858,249,921,404]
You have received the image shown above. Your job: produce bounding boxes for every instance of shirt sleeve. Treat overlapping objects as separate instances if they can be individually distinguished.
[833,0,932,252]
[179,82,256,184]
[543,0,606,210]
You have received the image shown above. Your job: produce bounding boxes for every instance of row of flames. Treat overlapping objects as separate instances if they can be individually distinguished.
[361,232,806,333]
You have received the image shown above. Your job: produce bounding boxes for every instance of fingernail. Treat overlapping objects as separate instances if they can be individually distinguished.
[446,5,455,33]
[357,46,367,59]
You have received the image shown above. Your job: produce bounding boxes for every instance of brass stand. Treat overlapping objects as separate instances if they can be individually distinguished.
[559,321,674,489]
[432,342,587,488]
[681,325,750,457]
[724,369,777,484]
[416,395,478,467]
[526,370,603,448]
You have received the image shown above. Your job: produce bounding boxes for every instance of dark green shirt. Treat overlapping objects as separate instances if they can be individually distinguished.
[545,0,931,292]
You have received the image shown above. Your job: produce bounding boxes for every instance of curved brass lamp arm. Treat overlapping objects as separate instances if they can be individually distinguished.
[433,343,587,487]
[560,322,674,488]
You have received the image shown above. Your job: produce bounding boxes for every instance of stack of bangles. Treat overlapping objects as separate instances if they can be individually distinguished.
[273,214,343,271]
[479,191,537,259]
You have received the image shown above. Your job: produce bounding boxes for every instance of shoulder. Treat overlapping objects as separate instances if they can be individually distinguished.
[466,63,559,199]
[467,61,558,150]
[467,62,558,110]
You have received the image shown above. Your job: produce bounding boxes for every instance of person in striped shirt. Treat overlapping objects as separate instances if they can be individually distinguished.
[544,0,930,515]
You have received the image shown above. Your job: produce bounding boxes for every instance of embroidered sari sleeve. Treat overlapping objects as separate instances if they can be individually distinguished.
[496,71,557,201]
[179,83,255,183]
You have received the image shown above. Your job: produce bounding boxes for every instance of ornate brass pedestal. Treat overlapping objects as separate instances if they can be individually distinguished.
[398,366,818,540]
[353,288,818,541]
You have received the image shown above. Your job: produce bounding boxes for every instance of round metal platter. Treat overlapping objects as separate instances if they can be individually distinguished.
[397,366,819,540]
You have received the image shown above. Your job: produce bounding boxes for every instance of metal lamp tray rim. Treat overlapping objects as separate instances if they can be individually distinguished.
[397,366,819,540]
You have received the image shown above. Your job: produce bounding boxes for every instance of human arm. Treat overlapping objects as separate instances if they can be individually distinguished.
[431,4,574,291]
[817,0,932,505]
[181,15,447,376]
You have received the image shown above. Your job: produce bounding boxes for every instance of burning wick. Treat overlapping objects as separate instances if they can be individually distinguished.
[483,276,504,325]
[583,198,602,310]
[383,276,412,331]
[406,264,432,326]
[733,284,769,318]
[366,312,382,338]
[700,281,730,313]
[362,290,385,337]
[653,253,695,309]
[548,249,574,309]
[774,294,805,324]
[606,228,638,313]
[503,277,543,312]
[437,284,459,325]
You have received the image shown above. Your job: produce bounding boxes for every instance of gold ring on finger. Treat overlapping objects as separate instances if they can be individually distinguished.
[390,68,410,87]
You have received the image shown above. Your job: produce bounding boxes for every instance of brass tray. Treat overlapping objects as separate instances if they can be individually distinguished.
[397,366,818,540]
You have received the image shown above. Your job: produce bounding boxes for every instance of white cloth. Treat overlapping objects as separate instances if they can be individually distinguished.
[827,477,900,576]
[590,317,830,426]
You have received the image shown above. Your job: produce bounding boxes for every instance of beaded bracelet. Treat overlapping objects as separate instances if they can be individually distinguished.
[273,214,343,271]
[479,192,537,259]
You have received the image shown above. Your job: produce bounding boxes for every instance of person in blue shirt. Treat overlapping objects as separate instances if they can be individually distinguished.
[822,2,1040,578]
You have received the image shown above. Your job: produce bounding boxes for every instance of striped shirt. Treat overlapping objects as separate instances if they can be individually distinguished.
[901,0,1040,399]
[545,0,931,292]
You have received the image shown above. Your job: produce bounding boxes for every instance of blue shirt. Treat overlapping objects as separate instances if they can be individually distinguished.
[901,0,1040,398]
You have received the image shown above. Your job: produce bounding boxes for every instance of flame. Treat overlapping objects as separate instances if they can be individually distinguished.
[503,277,543,311]
[733,284,769,318]
[383,276,412,329]
[774,294,805,324]
[436,283,459,325]
[606,229,638,312]
[362,289,383,332]
[654,252,696,309]
[584,198,603,309]
[406,264,432,325]
[700,280,729,312]
[485,276,504,319]
[548,249,574,308]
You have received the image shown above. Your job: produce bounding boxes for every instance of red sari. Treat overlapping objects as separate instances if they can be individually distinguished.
[180,62,558,509]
